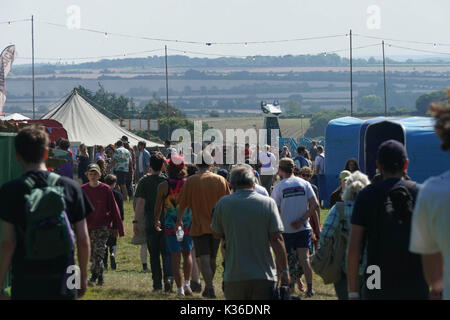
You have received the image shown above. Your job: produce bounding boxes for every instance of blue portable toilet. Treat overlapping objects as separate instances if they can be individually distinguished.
[324,117,364,207]
[324,116,450,208]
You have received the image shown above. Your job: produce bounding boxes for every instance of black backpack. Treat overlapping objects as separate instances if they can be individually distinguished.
[367,180,428,299]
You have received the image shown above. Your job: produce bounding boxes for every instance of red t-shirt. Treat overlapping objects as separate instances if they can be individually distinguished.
[81,182,124,236]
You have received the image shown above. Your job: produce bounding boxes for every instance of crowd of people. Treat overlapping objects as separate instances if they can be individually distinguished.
[0,100,449,300]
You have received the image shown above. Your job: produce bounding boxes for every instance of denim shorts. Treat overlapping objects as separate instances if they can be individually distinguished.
[114,170,126,185]
[166,234,193,253]
[282,229,312,252]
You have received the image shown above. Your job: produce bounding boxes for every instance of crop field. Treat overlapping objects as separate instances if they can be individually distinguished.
[201,117,311,140]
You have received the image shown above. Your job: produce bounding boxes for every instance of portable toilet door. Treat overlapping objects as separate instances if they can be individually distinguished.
[362,120,405,180]
[0,132,24,296]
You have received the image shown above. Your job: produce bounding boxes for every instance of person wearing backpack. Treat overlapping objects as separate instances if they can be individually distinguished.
[347,140,429,300]
[0,125,93,300]
[154,155,194,296]
[313,171,370,299]
[82,163,125,286]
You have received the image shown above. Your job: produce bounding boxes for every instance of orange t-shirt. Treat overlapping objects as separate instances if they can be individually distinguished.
[178,171,230,236]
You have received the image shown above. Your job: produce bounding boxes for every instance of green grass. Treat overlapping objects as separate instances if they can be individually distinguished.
[80,202,336,300]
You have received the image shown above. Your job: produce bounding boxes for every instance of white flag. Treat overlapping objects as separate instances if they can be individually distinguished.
[0,45,17,116]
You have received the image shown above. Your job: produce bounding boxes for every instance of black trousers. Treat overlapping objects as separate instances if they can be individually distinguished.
[146,231,172,290]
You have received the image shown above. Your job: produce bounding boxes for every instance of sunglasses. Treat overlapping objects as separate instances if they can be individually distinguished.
[301,174,311,178]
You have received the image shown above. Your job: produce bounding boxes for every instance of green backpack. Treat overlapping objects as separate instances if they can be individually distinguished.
[20,172,75,261]
[311,202,349,284]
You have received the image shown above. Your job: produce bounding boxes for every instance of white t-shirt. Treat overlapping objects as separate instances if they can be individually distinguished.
[409,170,450,299]
[314,154,325,174]
[271,176,315,233]
[138,151,144,173]
[259,152,277,175]
[254,183,270,197]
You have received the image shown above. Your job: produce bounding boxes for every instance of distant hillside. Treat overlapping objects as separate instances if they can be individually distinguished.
[11,53,450,75]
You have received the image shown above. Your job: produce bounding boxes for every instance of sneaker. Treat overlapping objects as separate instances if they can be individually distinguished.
[110,256,116,270]
[202,287,216,299]
[88,275,97,287]
[184,285,193,296]
[164,278,174,293]
[191,281,202,293]
[177,287,185,296]
[97,275,104,286]
[305,290,315,298]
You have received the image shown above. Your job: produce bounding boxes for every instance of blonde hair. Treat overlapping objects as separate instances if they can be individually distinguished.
[342,171,370,201]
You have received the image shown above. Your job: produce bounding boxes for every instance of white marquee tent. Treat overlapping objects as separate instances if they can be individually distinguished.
[41,89,163,148]
[0,113,30,120]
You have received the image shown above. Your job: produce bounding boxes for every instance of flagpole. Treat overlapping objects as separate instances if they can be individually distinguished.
[349,29,353,116]
[31,15,35,119]
[165,45,170,139]
[382,40,387,116]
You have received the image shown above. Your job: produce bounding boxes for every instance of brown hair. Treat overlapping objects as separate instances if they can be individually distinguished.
[150,152,165,171]
[186,164,198,177]
[105,174,117,186]
[167,164,187,180]
[96,158,107,177]
[15,125,49,164]
[429,88,450,151]
[59,138,70,150]
[299,166,313,176]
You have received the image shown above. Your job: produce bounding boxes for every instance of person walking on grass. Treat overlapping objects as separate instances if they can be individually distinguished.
[319,171,370,299]
[0,125,92,300]
[82,164,125,286]
[154,155,194,296]
[176,150,231,298]
[271,158,320,298]
[409,99,450,300]
[76,143,90,184]
[135,141,151,183]
[134,152,174,292]
[259,145,278,195]
[103,174,124,271]
[347,140,429,300]
[110,140,130,202]
[211,165,290,300]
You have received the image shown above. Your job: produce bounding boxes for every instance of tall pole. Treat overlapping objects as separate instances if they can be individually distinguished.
[31,15,35,119]
[165,45,169,139]
[349,29,353,116]
[382,40,387,116]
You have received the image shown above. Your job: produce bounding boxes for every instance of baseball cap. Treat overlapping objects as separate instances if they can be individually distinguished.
[166,154,185,168]
[339,170,351,181]
[217,168,229,179]
[87,163,101,175]
[376,140,408,171]
[279,157,295,169]
[121,135,128,142]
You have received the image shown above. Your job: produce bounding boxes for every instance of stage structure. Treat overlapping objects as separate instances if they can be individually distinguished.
[261,100,282,145]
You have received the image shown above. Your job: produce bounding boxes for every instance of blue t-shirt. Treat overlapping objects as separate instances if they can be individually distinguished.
[293,155,310,169]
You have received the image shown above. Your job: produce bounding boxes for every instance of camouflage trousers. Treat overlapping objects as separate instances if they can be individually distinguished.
[89,227,110,276]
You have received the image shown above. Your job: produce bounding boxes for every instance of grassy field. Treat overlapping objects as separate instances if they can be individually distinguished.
[201,117,311,140]
[81,202,336,300]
